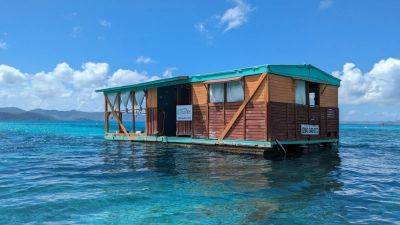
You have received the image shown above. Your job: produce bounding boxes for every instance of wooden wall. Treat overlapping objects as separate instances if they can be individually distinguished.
[320,85,338,107]
[146,88,158,135]
[192,83,208,105]
[268,74,340,107]
[192,83,208,138]
[267,102,339,141]
[245,75,268,102]
[268,74,295,103]
[142,73,339,143]
[146,88,158,108]
[192,104,208,138]
[266,75,339,141]
[191,73,268,141]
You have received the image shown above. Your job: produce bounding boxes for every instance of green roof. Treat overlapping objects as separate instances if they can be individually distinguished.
[266,65,341,86]
[96,64,340,93]
[95,76,189,93]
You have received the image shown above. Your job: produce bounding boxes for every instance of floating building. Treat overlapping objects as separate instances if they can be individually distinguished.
[96,64,340,155]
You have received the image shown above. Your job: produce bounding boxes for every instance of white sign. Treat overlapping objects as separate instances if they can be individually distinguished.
[301,124,319,135]
[176,105,192,121]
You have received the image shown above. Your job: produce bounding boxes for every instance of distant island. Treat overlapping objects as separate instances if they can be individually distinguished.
[0,107,146,122]
[0,107,104,121]
[1,107,398,125]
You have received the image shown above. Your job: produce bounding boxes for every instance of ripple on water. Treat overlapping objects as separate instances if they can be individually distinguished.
[0,122,399,224]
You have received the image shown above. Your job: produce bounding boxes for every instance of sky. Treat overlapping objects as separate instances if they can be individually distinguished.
[0,0,399,121]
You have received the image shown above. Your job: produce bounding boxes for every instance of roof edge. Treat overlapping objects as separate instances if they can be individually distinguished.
[95,76,189,93]
[189,65,268,83]
[95,64,341,93]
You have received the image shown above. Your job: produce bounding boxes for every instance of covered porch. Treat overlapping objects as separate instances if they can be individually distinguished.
[97,76,193,140]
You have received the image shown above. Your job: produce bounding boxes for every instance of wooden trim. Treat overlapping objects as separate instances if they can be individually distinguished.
[266,102,268,140]
[105,95,132,140]
[321,84,327,95]
[286,104,289,139]
[116,93,121,133]
[307,107,310,141]
[266,102,271,140]
[131,91,135,133]
[294,104,297,140]
[223,83,226,126]
[191,85,195,138]
[205,83,210,139]
[243,102,247,140]
[325,107,328,137]
[306,82,310,106]
[145,90,148,135]
[104,94,109,133]
[267,75,271,102]
[218,73,267,141]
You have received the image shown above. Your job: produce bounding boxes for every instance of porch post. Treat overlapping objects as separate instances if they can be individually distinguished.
[104,94,109,133]
[131,91,135,133]
[117,93,123,133]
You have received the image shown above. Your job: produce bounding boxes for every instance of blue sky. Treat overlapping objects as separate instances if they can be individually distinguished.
[0,0,399,121]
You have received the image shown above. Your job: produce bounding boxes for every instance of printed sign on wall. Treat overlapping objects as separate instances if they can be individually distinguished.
[176,105,192,121]
[301,124,319,135]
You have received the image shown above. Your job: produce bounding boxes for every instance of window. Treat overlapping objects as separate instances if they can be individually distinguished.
[308,82,320,106]
[295,80,306,105]
[309,92,316,106]
[208,79,244,103]
[226,80,244,102]
[209,83,224,103]
[295,80,320,106]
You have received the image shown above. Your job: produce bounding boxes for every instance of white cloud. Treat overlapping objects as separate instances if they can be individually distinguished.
[319,0,333,10]
[347,110,357,116]
[195,0,252,40]
[220,0,252,32]
[72,62,108,88]
[335,57,400,105]
[0,65,27,85]
[136,56,154,64]
[71,26,82,38]
[108,69,153,87]
[31,71,71,98]
[162,67,177,78]
[99,19,111,28]
[195,23,206,33]
[0,62,174,111]
[194,23,213,40]
[0,40,7,49]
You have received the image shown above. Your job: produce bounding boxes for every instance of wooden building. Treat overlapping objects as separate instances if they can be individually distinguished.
[96,64,340,155]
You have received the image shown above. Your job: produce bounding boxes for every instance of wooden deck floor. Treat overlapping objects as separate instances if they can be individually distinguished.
[105,133,338,155]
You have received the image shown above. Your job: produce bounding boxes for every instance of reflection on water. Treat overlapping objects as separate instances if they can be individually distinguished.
[0,122,399,224]
[98,141,343,224]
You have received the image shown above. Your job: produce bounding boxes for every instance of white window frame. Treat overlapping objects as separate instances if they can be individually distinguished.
[226,79,244,103]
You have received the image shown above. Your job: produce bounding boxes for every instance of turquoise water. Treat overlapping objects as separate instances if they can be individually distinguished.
[0,122,399,224]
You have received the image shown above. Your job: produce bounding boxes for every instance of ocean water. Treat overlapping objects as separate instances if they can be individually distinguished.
[0,122,399,224]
